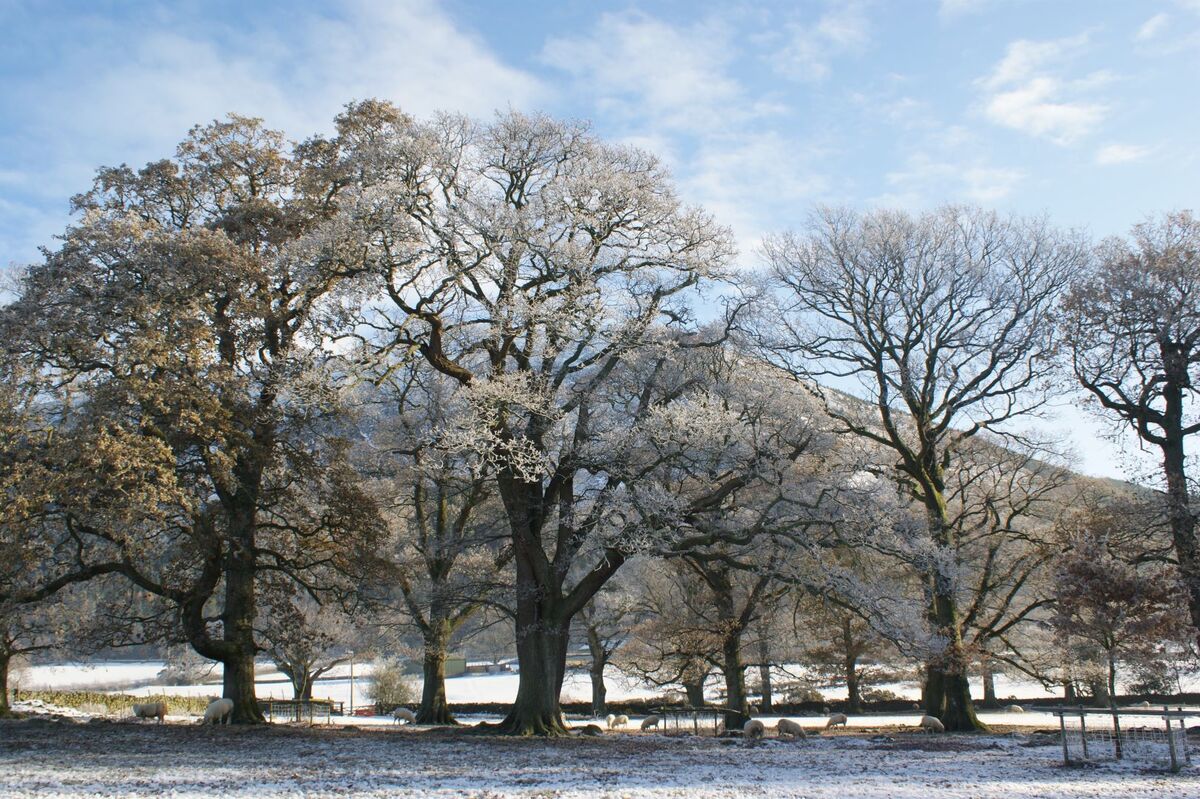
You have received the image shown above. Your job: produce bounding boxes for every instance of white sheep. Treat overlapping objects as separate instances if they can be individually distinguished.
[203,698,234,725]
[392,707,416,724]
[825,712,848,729]
[605,713,628,730]
[918,714,945,733]
[743,719,766,740]
[132,701,167,723]
[640,714,662,731]
[776,718,806,739]
[1004,704,1025,713]
[1131,700,1153,708]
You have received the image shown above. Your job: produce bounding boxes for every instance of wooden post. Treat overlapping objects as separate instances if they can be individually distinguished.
[1179,707,1191,765]
[1110,701,1122,760]
[1058,711,1070,766]
[1078,707,1090,760]
[1165,706,1179,773]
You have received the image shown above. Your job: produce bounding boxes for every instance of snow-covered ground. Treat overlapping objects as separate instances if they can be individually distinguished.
[16,658,1080,709]
[2,715,1197,798]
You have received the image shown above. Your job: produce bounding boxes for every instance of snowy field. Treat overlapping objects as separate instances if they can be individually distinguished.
[2,715,1198,799]
[17,658,1077,708]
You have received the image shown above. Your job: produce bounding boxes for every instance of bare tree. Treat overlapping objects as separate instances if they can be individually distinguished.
[1062,211,1200,645]
[760,206,1083,730]
[575,583,640,717]
[330,106,736,733]
[361,365,510,724]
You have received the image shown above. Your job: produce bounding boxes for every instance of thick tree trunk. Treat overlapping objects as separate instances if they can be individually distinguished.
[757,635,773,712]
[1063,680,1077,702]
[590,667,607,717]
[1161,434,1200,646]
[721,637,749,729]
[222,651,262,723]
[417,623,456,725]
[923,500,986,732]
[222,513,264,724]
[0,653,10,716]
[684,675,706,707]
[495,552,570,735]
[846,656,862,714]
[289,669,314,701]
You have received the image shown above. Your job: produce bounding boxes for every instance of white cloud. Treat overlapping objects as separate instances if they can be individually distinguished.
[773,1,870,81]
[939,0,991,17]
[1136,13,1171,41]
[883,153,1025,205]
[977,34,1109,144]
[541,12,753,132]
[1,0,546,266]
[684,132,829,252]
[1095,143,1151,165]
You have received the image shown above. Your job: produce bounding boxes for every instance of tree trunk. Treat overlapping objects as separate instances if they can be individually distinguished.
[494,552,570,735]
[1063,680,1077,701]
[843,618,862,713]
[585,625,608,717]
[289,669,314,701]
[417,622,456,725]
[923,500,986,732]
[222,651,262,723]
[590,666,607,718]
[683,674,706,707]
[0,653,10,716]
[721,636,748,729]
[846,655,862,714]
[757,635,773,712]
[221,516,264,723]
[1088,677,1110,707]
[1161,432,1200,646]
[980,654,998,708]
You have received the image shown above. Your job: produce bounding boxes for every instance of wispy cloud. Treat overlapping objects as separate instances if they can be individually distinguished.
[772,1,871,82]
[0,0,545,266]
[977,34,1109,145]
[1095,143,1151,165]
[1136,13,1171,41]
[883,153,1025,205]
[541,11,763,132]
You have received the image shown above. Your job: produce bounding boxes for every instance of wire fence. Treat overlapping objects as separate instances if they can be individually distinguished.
[1048,706,1197,773]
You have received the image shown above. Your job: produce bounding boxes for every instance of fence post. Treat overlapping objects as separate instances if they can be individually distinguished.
[1110,701,1123,761]
[1058,711,1070,766]
[1078,707,1090,760]
[1164,707,1179,773]
[1179,707,1191,765]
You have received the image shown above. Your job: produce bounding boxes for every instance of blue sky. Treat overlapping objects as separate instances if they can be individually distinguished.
[2,0,1198,480]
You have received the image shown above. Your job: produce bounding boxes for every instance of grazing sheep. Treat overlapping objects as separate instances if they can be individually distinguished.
[825,712,848,729]
[743,719,766,740]
[132,701,167,723]
[605,713,628,730]
[640,714,662,731]
[918,714,945,733]
[776,718,806,739]
[1004,704,1025,713]
[392,707,416,724]
[1131,700,1153,708]
[203,698,234,725]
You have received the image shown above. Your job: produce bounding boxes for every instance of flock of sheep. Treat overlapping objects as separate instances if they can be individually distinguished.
[129,698,234,725]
